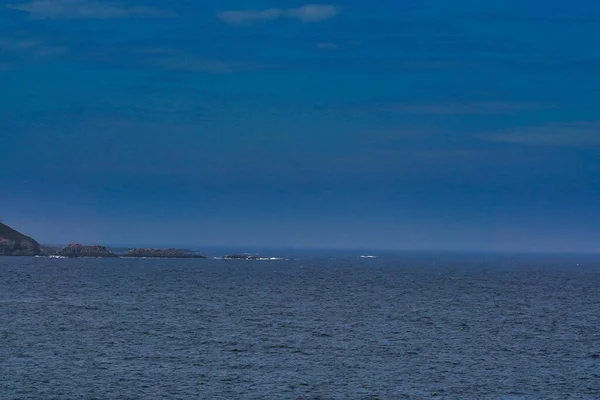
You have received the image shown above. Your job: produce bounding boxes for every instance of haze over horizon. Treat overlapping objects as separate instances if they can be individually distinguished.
[2,0,600,252]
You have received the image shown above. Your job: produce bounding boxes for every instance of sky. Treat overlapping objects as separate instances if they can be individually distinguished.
[1,0,600,252]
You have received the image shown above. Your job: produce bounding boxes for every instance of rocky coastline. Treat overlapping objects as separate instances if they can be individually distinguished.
[0,222,212,259]
[1,221,272,260]
[0,222,42,256]
[223,254,263,260]
[125,248,206,258]
[56,244,118,258]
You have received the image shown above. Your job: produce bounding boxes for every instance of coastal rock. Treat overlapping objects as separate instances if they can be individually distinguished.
[39,245,60,256]
[223,254,262,260]
[126,248,206,258]
[57,244,118,258]
[0,222,42,256]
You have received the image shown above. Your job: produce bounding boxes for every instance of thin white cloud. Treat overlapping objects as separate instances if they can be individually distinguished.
[219,8,282,25]
[155,57,253,74]
[0,37,42,51]
[390,101,546,115]
[479,122,600,147]
[219,4,340,25]
[286,4,340,22]
[316,42,338,50]
[6,0,175,19]
[0,37,67,57]
[136,48,177,55]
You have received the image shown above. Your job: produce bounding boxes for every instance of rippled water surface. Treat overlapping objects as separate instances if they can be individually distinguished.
[1,254,599,399]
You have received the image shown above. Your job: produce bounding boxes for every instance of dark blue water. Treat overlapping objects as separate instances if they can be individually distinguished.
[1,254,599,399]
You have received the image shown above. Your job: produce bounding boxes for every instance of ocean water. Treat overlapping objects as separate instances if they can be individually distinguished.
[1,253,599,399]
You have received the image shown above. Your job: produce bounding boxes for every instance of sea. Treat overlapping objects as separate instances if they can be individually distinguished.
[1,252,599,399]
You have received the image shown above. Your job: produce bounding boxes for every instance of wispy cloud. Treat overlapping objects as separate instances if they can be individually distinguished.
[219,4,340,25]
[155,57,254,74]
[316,40,362,50]
[0,37,68,57]
[389,101,547,115]
[316,42,338,50]
[286,4,340,22]
[479,122,600,147]
[136,48,177,55]
[6,0,175,19]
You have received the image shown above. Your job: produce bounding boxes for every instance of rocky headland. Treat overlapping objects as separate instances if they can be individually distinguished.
[0,221,211,259]
[56,244,118,258]
[0,222,43,256]
[125,248,206,258]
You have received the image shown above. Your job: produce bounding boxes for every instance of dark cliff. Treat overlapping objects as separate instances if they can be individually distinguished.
[0,222,42,256]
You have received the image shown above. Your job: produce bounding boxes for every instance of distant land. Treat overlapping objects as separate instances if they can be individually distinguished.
[0,221,43,256]
[0,221,208,259]
[0,221,285,260]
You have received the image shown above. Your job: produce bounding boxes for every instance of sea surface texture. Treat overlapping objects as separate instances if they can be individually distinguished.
[1,254,599,399]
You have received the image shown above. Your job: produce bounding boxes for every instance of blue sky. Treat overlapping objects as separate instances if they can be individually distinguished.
[1,0,600,251]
